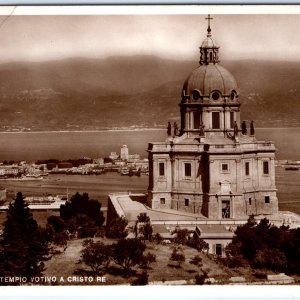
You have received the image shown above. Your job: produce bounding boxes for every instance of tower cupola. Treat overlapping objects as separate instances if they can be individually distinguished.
[179,15,240,139]
[199,14,220,65]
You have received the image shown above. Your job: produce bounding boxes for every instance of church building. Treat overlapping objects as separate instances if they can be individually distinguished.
[147,15,278,220]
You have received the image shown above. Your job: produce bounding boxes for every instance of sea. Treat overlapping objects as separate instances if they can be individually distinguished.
[0,127,299,226]
[0,127,299,161]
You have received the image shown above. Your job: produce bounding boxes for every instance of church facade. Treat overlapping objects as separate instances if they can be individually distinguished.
[147,16,278,220]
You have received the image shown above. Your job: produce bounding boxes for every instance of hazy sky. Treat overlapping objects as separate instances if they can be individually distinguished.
[0,11,299,62]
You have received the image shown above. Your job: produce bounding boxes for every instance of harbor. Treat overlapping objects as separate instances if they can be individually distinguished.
[277,160,300,171]
[0,195,67,211]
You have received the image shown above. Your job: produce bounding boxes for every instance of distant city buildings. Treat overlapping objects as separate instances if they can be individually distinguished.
[109,152,119,160]
[120,145,129,160]
[93,158,104,165]
[0,165,20,177]
[0,144,149,178]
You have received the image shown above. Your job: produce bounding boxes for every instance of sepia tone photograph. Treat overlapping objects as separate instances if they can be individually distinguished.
[0,5,300,287]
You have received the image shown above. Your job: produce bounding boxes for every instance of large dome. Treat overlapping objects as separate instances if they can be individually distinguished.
[182,64,238,98]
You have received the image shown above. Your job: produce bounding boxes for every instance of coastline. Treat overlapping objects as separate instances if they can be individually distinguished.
[0,128,166,134]
[0,127,299,134]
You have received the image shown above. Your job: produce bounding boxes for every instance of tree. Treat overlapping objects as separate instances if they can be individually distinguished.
[112,238,146,276]
[284,227,300,274]
[173,228,189,245]
[189,254,203,267]
[47,215,65,233]
[0,192,49,280]
[224,216,291,272]
[131,271,149,285]
[106,216,128,239]
[140,252,156,269]
[60,192,104,225]
[231,215,259,261]
[187,236,209,252]
[153,233,163,244]
[137,213,150,223]
[253,248,287,272]
[136,213,152,241]
[195,271,208,285]
[224,240,246,268]
[81,239,111,274]
[103,157,113,164]
[51,231,69,251]
[169,246,185,268]
[139,222,153,241]
[59,192,105,238]
[46,215,69,251]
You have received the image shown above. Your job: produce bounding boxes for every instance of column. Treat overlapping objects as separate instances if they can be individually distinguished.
[190,111,194,130]
[185,111,189,131]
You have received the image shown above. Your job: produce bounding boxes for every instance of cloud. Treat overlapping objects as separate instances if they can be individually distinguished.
[0,14,299,62]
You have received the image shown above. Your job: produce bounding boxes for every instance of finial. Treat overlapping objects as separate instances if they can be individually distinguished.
[205,14,213,37]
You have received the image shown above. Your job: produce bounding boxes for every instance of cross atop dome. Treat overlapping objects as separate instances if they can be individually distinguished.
[205,14,213,37]
[199,14,219,65]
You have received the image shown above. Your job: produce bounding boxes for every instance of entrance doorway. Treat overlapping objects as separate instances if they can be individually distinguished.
[222,200,230,218]
[215,244,222,256]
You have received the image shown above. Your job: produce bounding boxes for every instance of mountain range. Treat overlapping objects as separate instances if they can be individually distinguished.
[0,55,299,131]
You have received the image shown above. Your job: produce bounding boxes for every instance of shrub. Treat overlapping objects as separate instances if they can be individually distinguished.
[253,248,287,272]
[81,239,111,274]
[189,255,203,267]
[131,271,149,285]
[153,233,163,244]
[195,271,208,285]
[173,229,189,245]
[139,222,153,241]
[106,217,128,239]
[47,216,65,233]
[187,236,209,252]
[169,246,185,267]
[140,252,156,269]
[137,213,150,223]
[253,271,267,280]
[52,231,69,249]
[112,238,146,276]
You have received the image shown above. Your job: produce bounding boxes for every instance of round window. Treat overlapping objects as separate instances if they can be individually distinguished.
[211,91,220,101]
[192,90,200,100]
[230,91,236,101]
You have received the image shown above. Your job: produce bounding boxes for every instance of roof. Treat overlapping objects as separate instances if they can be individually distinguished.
[196,224,235,239]
[183,64,238,97]
[108,193,203,224]
[201,36,219,48]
